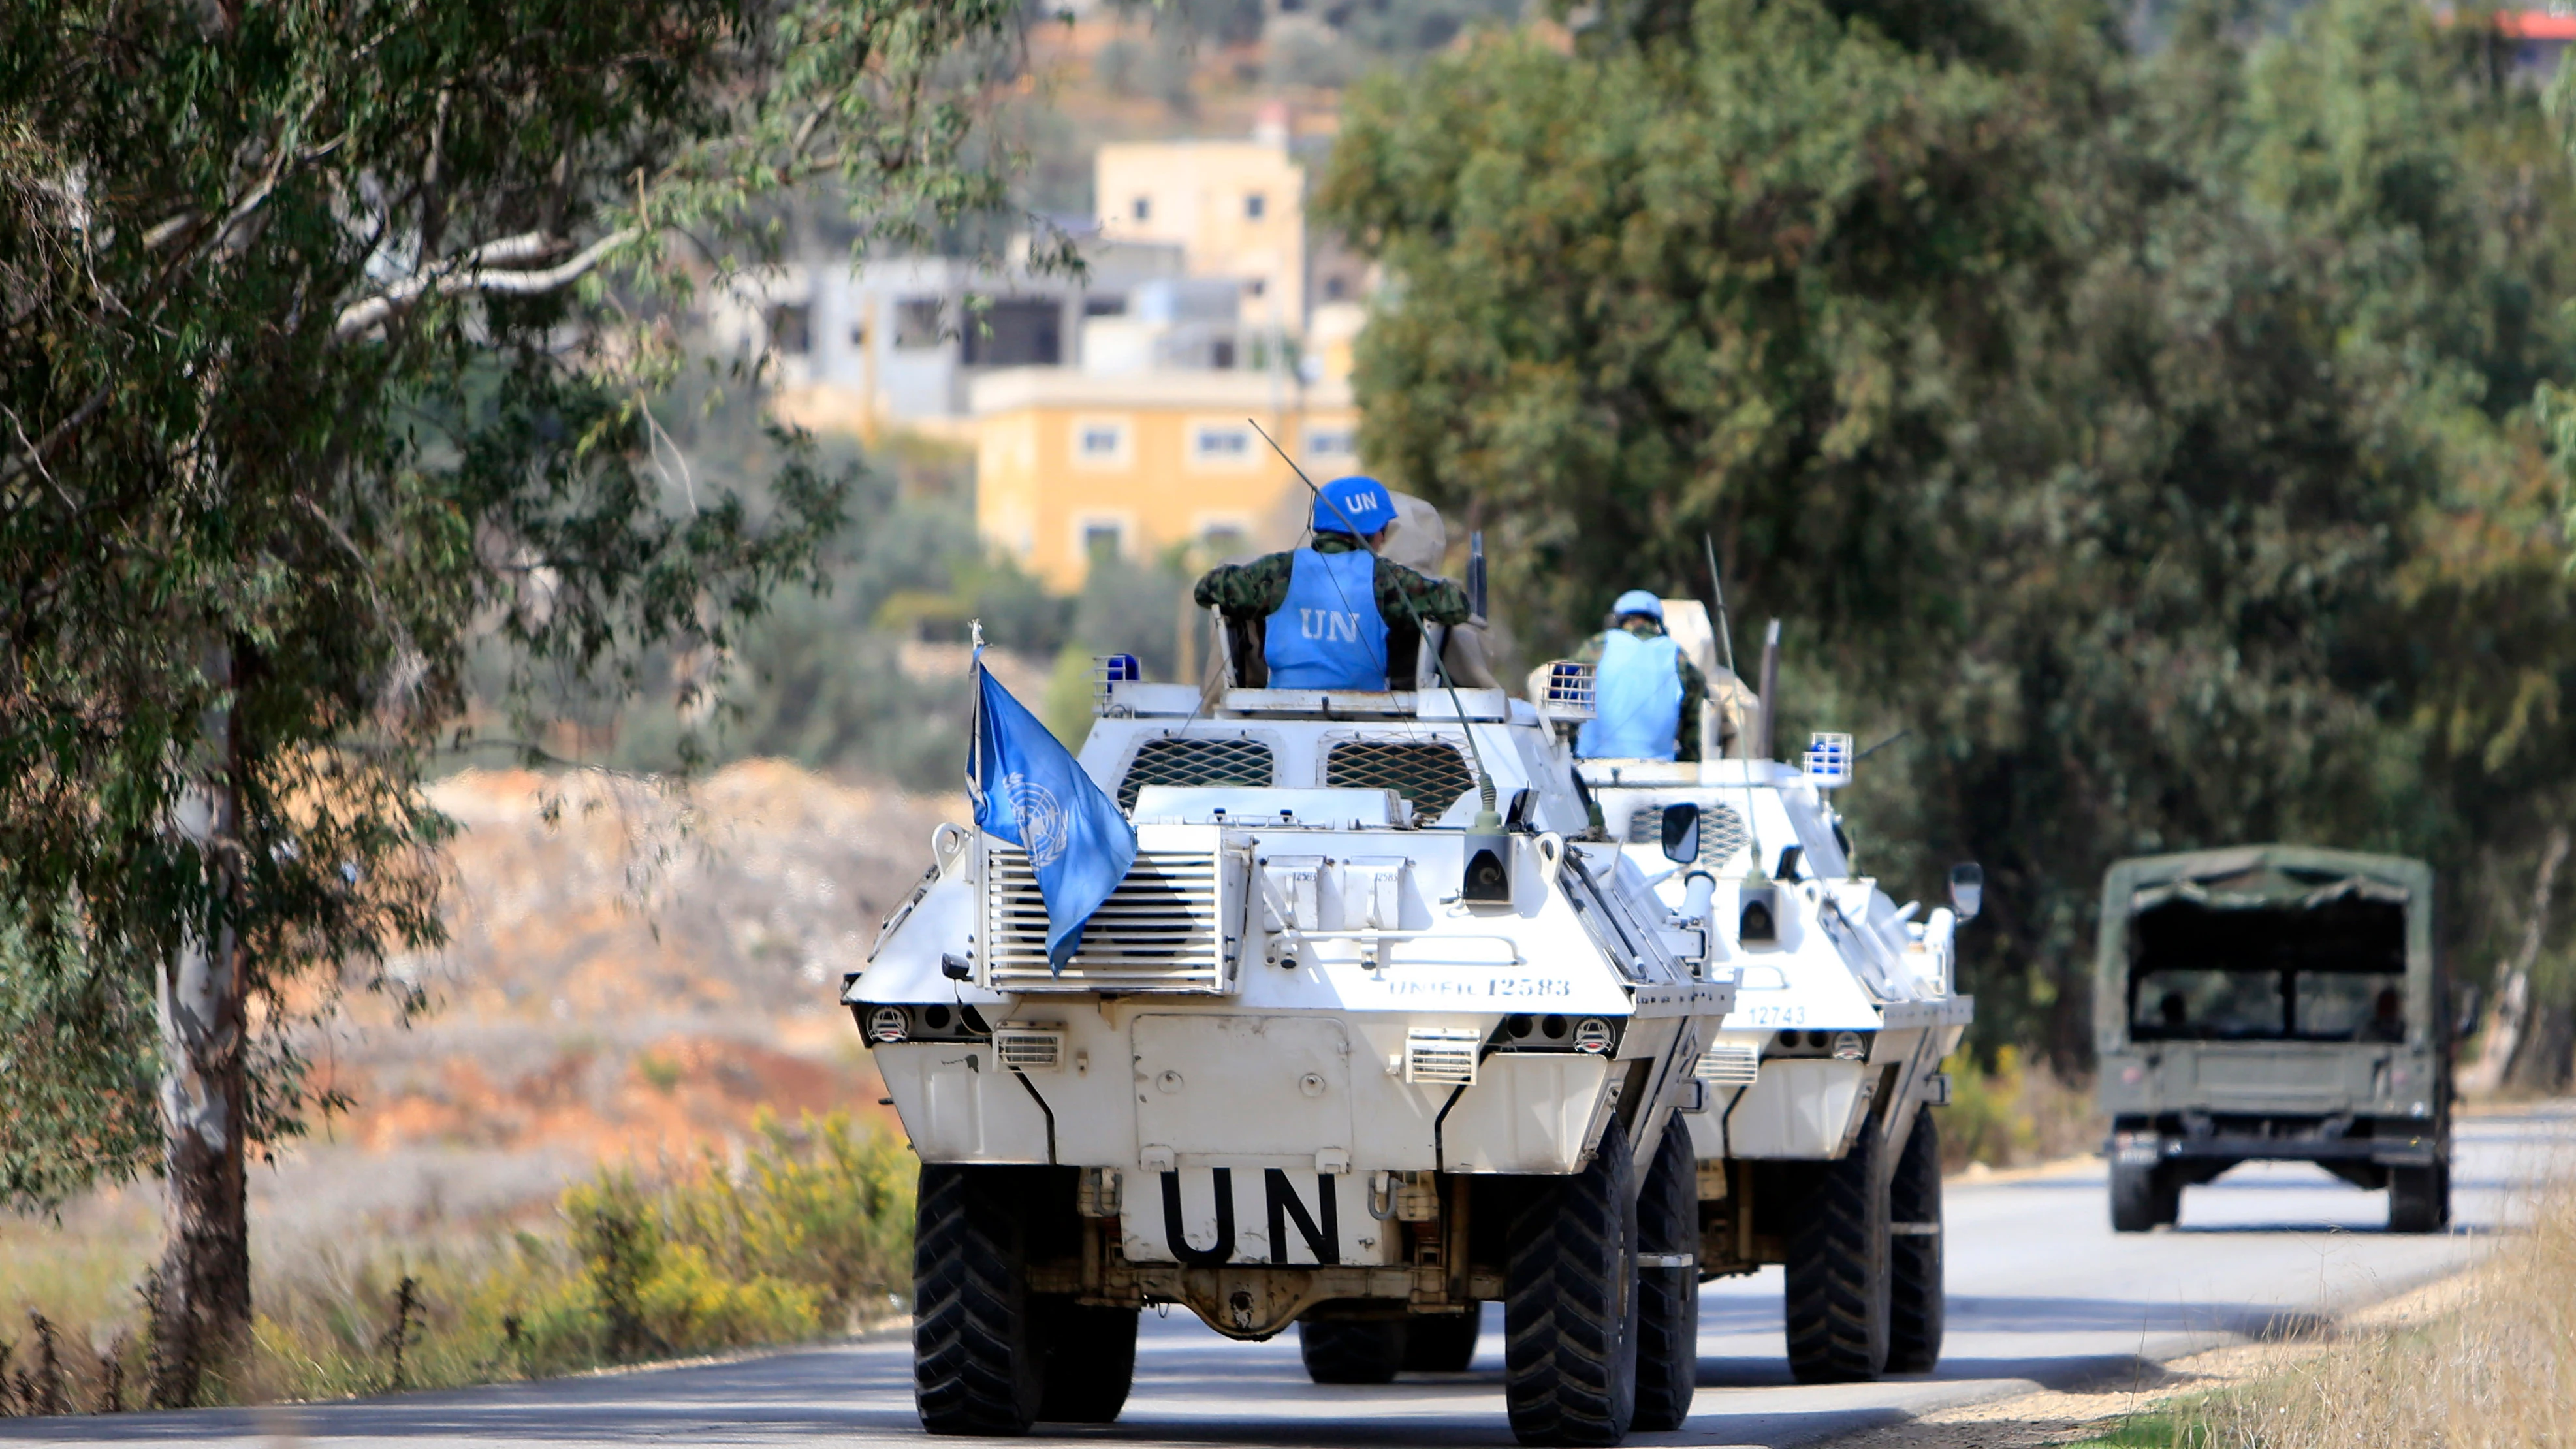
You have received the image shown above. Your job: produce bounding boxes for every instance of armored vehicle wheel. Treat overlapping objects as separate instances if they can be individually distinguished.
[1403,1309,1482,1372]
[1632,1119,1700,1431]
[914,1164,1045,1435]
[1035,1299,1137,1422]
[1504,1116,1641,1447]
[1300,1320,1408,1384]
[2389,1162,2450,1234]
[2109,1160,2178,1233]
[1885,1111,1945,1374]
[1784,1116,1890,1383]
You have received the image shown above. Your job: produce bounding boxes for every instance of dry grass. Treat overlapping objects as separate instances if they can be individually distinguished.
[2174,1180,2576,1449]
[0,1112,916,1414]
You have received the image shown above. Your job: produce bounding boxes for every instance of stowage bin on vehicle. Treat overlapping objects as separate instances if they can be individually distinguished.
[2093,846,2453,1234]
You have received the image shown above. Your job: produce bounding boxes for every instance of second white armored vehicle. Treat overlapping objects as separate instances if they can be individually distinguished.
[1572,601,1977,1385]
[850,650,1735,1444]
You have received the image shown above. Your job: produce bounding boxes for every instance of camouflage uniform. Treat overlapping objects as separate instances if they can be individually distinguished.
[1194,535,1471,690]
[1192,535,1472,627]
[1575,617,1711,761]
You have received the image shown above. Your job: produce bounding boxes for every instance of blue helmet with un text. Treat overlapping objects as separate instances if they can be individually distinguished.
[1612,589,1664,621]
[1312,475,1393,537]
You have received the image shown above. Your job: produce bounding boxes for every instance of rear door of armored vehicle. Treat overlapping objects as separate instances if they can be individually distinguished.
[2093,846,2452,1234]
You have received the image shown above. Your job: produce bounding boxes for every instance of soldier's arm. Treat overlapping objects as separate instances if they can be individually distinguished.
[1677,655,1709,761]
[1194,552,1295,618]
[1373,557,1471,626]
[1572,633,1608,666]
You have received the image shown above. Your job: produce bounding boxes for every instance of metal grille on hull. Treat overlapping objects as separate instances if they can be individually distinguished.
[1115,736,1275,810]
[983,842,1228,992]
[1324,741,1474,816]
[1624,802,1750,867]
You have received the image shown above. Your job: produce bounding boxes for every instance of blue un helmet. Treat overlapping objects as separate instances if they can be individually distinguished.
[1612,589,1664,621]
[1313,475,1394,537]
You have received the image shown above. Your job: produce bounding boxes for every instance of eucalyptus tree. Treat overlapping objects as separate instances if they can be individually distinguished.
[0,0,1046,1403]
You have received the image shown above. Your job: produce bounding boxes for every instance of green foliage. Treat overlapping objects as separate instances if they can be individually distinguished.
[1320,0,2576,1064]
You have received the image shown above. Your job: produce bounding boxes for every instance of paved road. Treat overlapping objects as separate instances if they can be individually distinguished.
[10,1105,2569,1448]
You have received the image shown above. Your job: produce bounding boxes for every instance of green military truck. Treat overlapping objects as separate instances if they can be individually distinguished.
[2095,846,2452,1234]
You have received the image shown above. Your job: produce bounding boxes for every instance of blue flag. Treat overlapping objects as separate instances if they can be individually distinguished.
[970,655,1137,972]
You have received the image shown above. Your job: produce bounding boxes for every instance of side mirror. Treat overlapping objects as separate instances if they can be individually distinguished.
[1661,803,1702,865]
[1948,862,1984,923]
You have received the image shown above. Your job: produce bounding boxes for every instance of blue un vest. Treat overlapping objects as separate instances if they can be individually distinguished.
[1265,547,1390,690]
[1578,629,1683,760]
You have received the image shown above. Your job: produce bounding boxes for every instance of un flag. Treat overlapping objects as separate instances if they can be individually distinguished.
[971,657,1138,972]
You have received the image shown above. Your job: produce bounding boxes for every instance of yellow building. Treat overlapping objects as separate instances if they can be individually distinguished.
[1095,128,1309,328]
[972,368,1360,590]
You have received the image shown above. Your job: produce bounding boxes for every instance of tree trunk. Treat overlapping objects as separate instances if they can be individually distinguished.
[151,643,250,1408]
[2463,827,2569,1097]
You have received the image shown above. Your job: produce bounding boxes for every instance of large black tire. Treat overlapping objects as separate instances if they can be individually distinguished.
[1034,1299,1137,1422]
[1884,1111,1945,1375]
[1300,1319,1408,1384]
[2109,1160,2166,1233]
[1403,1309,1482,1373]
[1783,1117,1889,1384]
[1631,1119,1700,1431]
[1504,1117,1641,1447]
[914,1164,1045,1435]
[2389,1162,2451,1234]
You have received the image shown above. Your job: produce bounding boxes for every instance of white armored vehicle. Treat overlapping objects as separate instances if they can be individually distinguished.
[849,648,1736,1444]
[1569,603,1977,1384]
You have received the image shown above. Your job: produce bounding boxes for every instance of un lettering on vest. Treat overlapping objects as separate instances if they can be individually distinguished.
[1301,607,1365,643]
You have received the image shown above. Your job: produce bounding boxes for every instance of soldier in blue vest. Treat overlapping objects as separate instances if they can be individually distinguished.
[1575,590,1712,761]
[1192,475,1471,690]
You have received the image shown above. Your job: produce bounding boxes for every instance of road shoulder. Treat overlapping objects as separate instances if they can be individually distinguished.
[1804,1267,2479,1448]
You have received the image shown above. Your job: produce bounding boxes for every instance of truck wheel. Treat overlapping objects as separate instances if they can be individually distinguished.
[914,1163,1045,1435]
[1299,1320,1407,1384]
[1504,1116,1641,1446]
[2389,1162,2451,1234]
[1783,1118,1889,1383]
[1885,1111,1944,1375]
[2109,1161,2165,1234]
[1632,1119,1700,1431]
[1034,1299,1137,1422]
[1402,1309,1482,1373]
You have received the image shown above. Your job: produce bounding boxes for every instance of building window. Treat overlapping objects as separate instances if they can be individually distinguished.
[1132,195,1152,223]
[1198,518,1252,557]
[1083,521,1125,559]
[1324,276,1347,301]
[767,304,811,355]
[893,298,943,349]
[1247,278,1266,299]
[849,321,868,348]
[1245,192,1267,221]
[1071,417,1131,469]
[1307,428,1356,466]
[1190,424,1254,468]
[1083,295,1126,317]
[1211,338,1236,370]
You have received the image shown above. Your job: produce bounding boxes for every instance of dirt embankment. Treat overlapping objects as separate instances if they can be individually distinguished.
[275,761,960,1237]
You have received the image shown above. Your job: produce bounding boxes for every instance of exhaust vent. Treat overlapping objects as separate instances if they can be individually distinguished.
[981,827,1242,993]
[1403,1028,1481,1086]
[994,1028,1065,1073]
[1694,1043,1760,1085]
